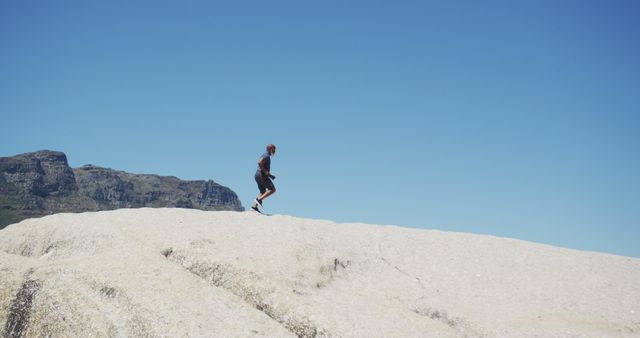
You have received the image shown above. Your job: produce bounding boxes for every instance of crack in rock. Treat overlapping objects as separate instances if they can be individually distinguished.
[85,281,152,337]
[316,258,350,289]
[333,258,349,271]
[99,286,118,299]
[3,279,41,338]
[413,306,484,337]
[162,248,327,338]
[160,247,173,258]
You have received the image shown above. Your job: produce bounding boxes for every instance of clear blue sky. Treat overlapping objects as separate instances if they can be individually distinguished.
[1,1,639,258]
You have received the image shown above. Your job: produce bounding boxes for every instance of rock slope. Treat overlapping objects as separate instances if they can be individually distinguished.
[0,150,243,227]
[0,208,638,337]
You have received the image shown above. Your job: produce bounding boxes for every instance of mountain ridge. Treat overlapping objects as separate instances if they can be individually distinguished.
[0,150,243,227]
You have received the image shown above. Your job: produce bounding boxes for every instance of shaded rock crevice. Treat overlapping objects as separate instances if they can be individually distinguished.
[411,298,486,337]
[3,278,40,338]
[85,281,152,337]
[162,248,326,338]
[315,258,350,289]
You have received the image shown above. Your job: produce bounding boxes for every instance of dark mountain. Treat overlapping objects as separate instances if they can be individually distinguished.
[0,150,244,228]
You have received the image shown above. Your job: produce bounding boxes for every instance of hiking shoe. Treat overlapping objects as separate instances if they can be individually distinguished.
[251,205,261,213]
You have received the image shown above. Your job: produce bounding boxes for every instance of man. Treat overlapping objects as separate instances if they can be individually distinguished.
[252,144,276,212]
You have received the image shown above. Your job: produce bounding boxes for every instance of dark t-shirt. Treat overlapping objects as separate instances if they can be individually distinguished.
[257,152,271,175]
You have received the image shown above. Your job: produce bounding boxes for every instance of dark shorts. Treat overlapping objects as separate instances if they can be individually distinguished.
[255,171,275,194]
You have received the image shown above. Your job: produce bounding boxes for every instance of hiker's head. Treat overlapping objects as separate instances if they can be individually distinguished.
[266,144,276,156]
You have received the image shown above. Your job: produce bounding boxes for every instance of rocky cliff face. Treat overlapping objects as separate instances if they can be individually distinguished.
[0,151,243,227]
[0,151,76,199]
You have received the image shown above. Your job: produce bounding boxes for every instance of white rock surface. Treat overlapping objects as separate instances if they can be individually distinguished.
[0,208,639,337]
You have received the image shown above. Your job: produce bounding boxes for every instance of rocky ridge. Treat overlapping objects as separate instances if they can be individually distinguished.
[0,150,243,227]
[0,208,639,337]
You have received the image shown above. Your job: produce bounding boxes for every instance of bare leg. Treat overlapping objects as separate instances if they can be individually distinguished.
[252,194,262,207]
[253,188,275,209]
[258,188,276,203]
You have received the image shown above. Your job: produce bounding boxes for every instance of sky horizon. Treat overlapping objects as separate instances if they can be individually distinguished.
[2,1,639,258]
